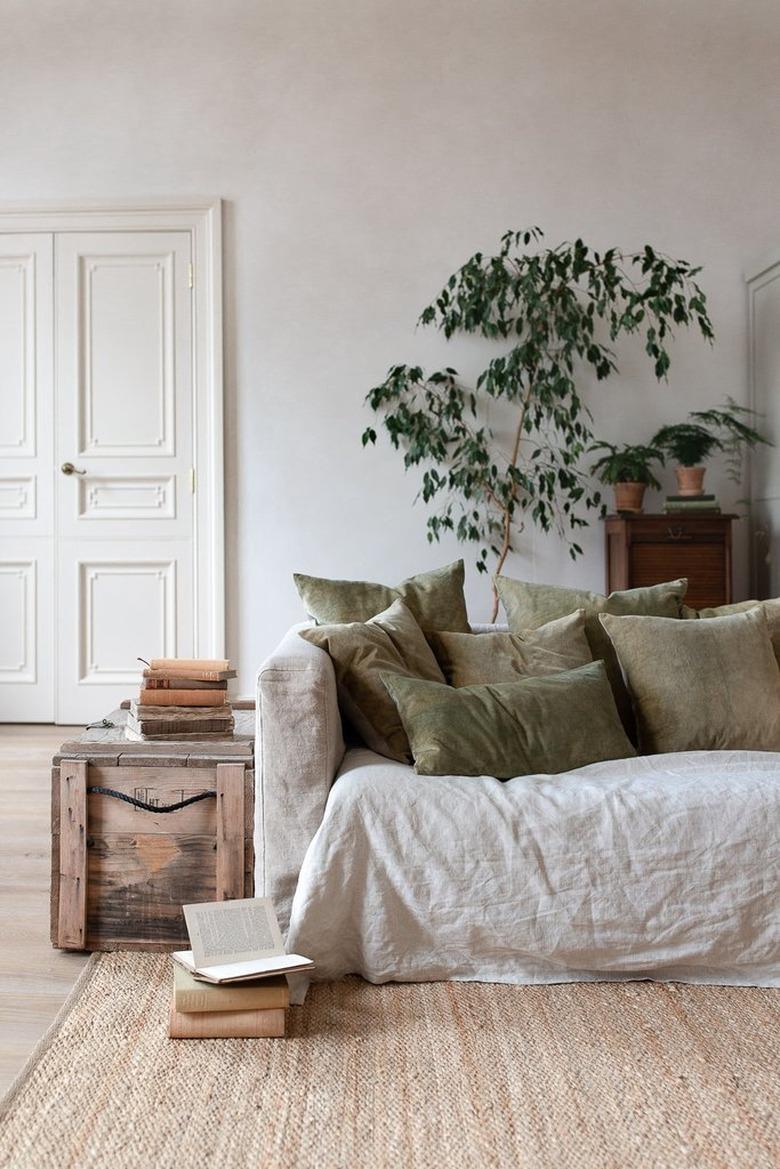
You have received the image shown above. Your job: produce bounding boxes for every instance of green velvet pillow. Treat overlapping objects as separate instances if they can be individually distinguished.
[682,597,780,667]
[427,610,591,687]
[298,599,445,763]
[600,607,780,754]
[382,661,636,779]
[294,560,469,633]
[495,575,688,736]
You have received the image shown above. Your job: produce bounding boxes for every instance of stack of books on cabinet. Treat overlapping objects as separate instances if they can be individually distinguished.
[127,657,236,741]
[169,966,289,1038]
[663,493,721,514]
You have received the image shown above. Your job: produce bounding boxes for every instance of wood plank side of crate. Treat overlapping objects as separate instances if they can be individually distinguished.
[244,769,255,897]
[86,832,217,950]
[216,763,246,900]
[86,766,218,835]
[57,760,88,949]
[50,766,61,947]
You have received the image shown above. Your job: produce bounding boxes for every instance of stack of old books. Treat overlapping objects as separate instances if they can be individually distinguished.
[127,657,236,741]
[168,898,313,1039]
[169,966,289,1038]
[664,493,721,514]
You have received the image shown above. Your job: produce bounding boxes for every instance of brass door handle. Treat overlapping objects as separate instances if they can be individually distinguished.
[61,462,86,476]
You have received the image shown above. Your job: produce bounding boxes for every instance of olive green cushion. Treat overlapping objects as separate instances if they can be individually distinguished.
[427,610,592,687]
[682,598,780,666]
[298,599,445,763]
[294,560,469,633]
[600,607,780,754]
[495,575,688,735]
[382,661,636,779]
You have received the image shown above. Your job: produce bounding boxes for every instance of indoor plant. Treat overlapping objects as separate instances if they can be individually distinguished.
[589,442,664,513]
[362,228,714,617]
[653,400,768,495]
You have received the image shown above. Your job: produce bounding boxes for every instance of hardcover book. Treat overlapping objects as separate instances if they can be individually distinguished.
[173,966,290,1013]
[173,898,314,984]
[137,688,228,707]
[168,1005,286,1039]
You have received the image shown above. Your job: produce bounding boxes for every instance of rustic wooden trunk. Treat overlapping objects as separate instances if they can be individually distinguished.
[51,710,255,951]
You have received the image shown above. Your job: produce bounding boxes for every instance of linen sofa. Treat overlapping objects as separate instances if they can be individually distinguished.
[255,621,780,993]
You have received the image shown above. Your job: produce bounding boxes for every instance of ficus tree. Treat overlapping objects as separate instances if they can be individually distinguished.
[362,228,715,619]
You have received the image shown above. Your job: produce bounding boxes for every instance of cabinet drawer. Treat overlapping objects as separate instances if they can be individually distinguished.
[627,519,727,544]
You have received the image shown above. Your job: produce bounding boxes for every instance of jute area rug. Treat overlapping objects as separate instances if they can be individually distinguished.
[0,954,777,1169]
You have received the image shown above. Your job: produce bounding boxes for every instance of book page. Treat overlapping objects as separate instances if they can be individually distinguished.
[183,897,284,968]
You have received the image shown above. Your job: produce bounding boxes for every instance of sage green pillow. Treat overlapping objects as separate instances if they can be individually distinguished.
[495,575,688,736]
[382,661,636,779]
[294,560,469,633]
[427,610,592,687]
[299,599,445,762]
[682,598,780,667]
[600,607,780,754]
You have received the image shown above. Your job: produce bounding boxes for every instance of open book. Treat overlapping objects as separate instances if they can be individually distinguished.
[173,897,314,984]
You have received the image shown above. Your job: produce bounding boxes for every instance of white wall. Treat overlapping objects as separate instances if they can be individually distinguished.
[2,0,779,692]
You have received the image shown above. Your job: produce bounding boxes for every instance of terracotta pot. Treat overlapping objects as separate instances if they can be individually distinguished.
[614,481,647,513]
[674,465,706,496]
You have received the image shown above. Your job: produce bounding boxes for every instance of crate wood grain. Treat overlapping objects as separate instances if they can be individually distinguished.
[51,711,254,952]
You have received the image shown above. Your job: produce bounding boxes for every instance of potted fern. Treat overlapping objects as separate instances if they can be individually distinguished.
[589,442,664,513]
[653,400,769,495]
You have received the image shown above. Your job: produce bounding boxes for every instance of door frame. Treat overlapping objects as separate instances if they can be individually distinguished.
[745,247,780,598]
[0,199,224,714]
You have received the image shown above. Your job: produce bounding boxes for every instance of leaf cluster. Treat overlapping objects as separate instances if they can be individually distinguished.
[588,442,664,489]
[653,398,770,477]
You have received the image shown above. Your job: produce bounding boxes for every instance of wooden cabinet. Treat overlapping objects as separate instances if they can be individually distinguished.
[604,514,736,609]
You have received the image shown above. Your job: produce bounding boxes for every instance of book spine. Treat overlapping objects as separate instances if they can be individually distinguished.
[125,729,236,741]
[665,495,716,502]
[126,724,233,734]
[137,689,228,706]
[664,505,721,512]
[143,668,236,681]
[168,1006,286,1038]
[175,985,290,1013]
[151,658,230,672]
[128,708,233,724]
[144,678,227,691]
[131,703,232,718]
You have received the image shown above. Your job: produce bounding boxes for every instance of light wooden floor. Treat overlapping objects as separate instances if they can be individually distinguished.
[0,724,89,1097]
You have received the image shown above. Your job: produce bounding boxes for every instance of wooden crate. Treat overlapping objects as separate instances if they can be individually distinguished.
[51,711,254,951]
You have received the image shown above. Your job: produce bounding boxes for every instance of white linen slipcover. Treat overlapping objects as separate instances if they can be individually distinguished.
[285,746,780,1001]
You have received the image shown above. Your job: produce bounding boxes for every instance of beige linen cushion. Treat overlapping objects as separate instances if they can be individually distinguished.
[600,607,780,754]
[382,661,636,779]
[682,598,780,666]
[294,560,469,633]
[427,610,591,687]
[298,599,445,763]
[495,575,688,736]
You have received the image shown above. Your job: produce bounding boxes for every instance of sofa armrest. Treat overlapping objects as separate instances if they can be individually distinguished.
[255,623,345,934]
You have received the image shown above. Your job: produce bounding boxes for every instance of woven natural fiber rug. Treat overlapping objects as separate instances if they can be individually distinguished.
[0,953,777,1169]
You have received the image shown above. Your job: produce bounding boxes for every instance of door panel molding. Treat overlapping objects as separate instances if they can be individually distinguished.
[0,559,37,681]
[78,558,177,683]
[77,475,176,521]
[0,253,36,457]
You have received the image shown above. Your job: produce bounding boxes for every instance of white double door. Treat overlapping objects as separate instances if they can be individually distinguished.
[0,229,196,722]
